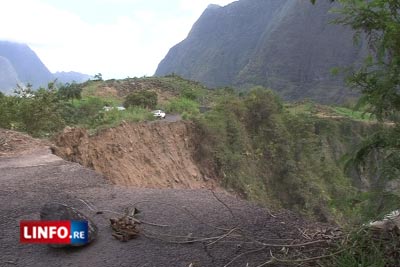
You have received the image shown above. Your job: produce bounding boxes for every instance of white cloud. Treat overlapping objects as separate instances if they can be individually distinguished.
[0,0,235,79]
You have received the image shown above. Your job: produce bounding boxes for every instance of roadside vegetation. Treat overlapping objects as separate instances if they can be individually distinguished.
[0,81,155,137]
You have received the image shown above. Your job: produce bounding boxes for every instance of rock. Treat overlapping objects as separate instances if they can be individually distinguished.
[369,209,400,232]
[40,202,98,248]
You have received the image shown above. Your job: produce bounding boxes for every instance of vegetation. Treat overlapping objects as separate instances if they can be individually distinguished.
[332,0,400,222]
[286,101,375,121]
[0,81,155,136]
[194,87,374,222]
[324,226,400,267]
[93,73,103,81]
[123,91,157,109]
[57,82,82,103]
[0,84,65,137]
[307,1,400,265]
[166,97,199,119]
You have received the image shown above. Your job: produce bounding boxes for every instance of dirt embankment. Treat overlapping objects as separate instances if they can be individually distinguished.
[0,129,49,157]
[53,121,217,189]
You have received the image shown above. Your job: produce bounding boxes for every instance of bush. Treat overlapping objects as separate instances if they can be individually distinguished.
[61,97,106,126]
[166,97,199,117]
[123,91,157,109]
[57,82,82,102]
[89,107,154,131]
[0,87,66,136]
[0,95,17,129]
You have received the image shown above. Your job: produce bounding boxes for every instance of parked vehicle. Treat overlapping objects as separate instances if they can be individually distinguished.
[152,110,166,119]
[103,106,126,111]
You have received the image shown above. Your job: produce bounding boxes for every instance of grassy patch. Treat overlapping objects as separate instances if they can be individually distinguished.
[286,102,375,122]
[333,106,374,121]
[88,107,154,132]
[324,227,400,267]
[166,97,200,118]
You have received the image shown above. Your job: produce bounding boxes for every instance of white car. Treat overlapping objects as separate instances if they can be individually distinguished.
[103,106,126,111]
[152,110,166,119]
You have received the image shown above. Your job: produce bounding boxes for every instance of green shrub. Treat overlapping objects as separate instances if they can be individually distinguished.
[0,95,16,129]
[325,227,399,267]
[93,107,154,129]
[166,97,199,117]
[0,87,66,136]
[123,91,157,109]
[57,82,82,103]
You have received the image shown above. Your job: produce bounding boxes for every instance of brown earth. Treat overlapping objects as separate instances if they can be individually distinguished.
[0,129,50,157]
[84,78,179,105]
[52,120,218,189]
[0,129,335,267]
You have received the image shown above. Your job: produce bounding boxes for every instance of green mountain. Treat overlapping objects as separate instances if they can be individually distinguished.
[155,0,366,103]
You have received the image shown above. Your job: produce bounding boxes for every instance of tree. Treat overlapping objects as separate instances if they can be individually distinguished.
[244,87,282,133]
[58,82,82,103]
[93,73,103,81]
[331,0,400,216]
[123,91,158,109]
[10,84,65,136]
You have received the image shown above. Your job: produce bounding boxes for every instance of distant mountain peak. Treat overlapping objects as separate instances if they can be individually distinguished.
[0,41,90,93]
[0,40,53,93]
[206,4,221,9]
[54,71,91,84]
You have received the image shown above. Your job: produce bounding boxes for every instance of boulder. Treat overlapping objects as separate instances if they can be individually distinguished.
[40,202,98,248]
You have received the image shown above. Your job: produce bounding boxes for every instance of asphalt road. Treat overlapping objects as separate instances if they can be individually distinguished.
[152,114,181,123]
[0,148,312,267]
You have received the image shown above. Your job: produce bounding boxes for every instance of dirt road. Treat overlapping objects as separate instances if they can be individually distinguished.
[0,147,323,267]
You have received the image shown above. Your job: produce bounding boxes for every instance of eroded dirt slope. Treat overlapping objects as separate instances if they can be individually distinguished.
[53,121,217,189]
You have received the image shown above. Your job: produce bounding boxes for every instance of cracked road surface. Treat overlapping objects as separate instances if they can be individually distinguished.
[0,148,312,267]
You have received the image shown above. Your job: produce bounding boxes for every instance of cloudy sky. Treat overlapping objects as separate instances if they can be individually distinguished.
[0,0,235,79]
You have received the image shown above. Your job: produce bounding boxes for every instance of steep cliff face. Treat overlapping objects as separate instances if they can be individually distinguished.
[156,0,366,103]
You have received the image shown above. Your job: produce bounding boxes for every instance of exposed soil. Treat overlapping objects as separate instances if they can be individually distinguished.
[0,130,334,267]
[85,78,179,105]
[52,120,218,189]
[0,129,50,157]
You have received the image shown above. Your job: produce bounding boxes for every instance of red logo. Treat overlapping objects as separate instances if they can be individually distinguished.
[20,221,71,244]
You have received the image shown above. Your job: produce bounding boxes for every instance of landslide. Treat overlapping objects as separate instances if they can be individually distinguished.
[53,120,217,189]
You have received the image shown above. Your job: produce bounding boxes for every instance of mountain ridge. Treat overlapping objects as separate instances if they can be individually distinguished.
[0,41,53,90]
[156,0,367,103]
[0,40,90,93]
